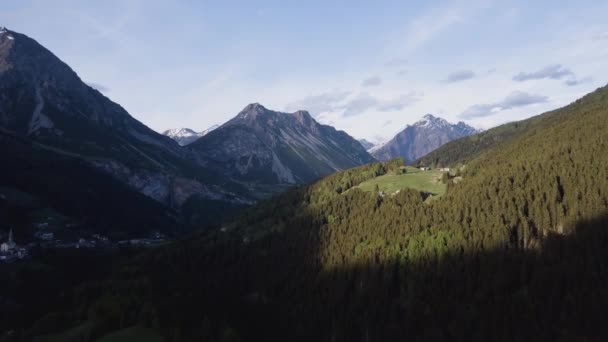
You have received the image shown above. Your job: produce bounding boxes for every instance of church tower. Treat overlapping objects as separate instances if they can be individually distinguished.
[8,229,15,247]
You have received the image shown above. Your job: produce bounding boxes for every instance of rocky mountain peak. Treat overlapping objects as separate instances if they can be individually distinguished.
[413,114,449,129]
[238,103,268,117]
[372,114,478,163]
[292,110,315,127]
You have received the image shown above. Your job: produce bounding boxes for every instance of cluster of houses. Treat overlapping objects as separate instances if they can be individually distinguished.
[418,166,451,172]
[0,230,28,263]
[0,223,170,263]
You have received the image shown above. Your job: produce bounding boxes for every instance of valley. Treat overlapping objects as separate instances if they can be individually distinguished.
[0,7,607,341]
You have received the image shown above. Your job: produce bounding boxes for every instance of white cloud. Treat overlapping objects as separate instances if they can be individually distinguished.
[384,58,408,67]
[342,93,378,117]
[377,92,421,111]
[284,90,351,117]
[460,91,549,119]
[444,70,475,83]
[564,77,592,86]
[362,76,382,87]
[513,64,574,82]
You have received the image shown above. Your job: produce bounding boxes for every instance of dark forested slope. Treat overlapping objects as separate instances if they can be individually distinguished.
[0,130,179,238]
[10,85,608,341]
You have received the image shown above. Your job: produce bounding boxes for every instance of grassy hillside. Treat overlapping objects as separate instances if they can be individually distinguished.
[10,85,608,341]
[355,167,446,198]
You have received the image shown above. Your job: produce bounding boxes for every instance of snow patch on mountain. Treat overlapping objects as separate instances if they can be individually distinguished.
[163,125,219,146]
[28,86,54,135]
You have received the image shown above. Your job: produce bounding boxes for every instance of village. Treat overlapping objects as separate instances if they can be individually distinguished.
[0,227,169,264]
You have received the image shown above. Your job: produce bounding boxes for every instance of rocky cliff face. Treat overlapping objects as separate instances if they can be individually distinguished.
[371,114,478,163]
[190,103,376,185]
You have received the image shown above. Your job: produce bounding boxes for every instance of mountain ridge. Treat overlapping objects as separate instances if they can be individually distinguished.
[0,27,252,208]
[190,103,376,188]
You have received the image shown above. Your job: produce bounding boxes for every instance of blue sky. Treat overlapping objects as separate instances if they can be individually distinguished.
[1,0,607,141]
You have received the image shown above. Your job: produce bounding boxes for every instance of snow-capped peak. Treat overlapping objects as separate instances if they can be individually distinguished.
[414,114,450,129]
[162,125,219,146]
[0,27,14,40]
[163,128,198,138]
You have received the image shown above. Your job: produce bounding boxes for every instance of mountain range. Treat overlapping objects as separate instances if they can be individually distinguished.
[0,27,376,232]
[189,103,375,188]
[371,114,478,163]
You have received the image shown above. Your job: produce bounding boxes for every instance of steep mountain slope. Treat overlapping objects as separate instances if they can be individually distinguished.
[190,103,376,186]
[0,129,179,238]
[162,125,219,146]
[0,27,248,207]
[31,85,608,341]
[371,114,477,163]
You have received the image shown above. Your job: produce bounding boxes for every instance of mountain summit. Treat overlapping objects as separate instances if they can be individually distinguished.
[371,114,478,163]
[190,104,376,186]
[162,125,219,146]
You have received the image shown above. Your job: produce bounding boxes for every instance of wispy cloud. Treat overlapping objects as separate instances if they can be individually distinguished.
[377,92,420,111]
[362,76,382,87]
[342,92,421,117]
[384,58,408,67]
[593,32,608,40]
[460,91,548,119]
[512,64,574,82]
[343,93,379,117]
[564,77,592,86]
[402,6,465,55]
[284,90,351,117]
[444,70,475,83]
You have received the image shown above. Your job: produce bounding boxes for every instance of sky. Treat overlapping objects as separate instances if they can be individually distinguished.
[1,0,607,142]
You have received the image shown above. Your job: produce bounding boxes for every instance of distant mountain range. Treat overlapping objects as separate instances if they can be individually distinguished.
[189,103,375,188]
[371,114,478,163]
[0,27,376,233]
[162,125,219,146]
